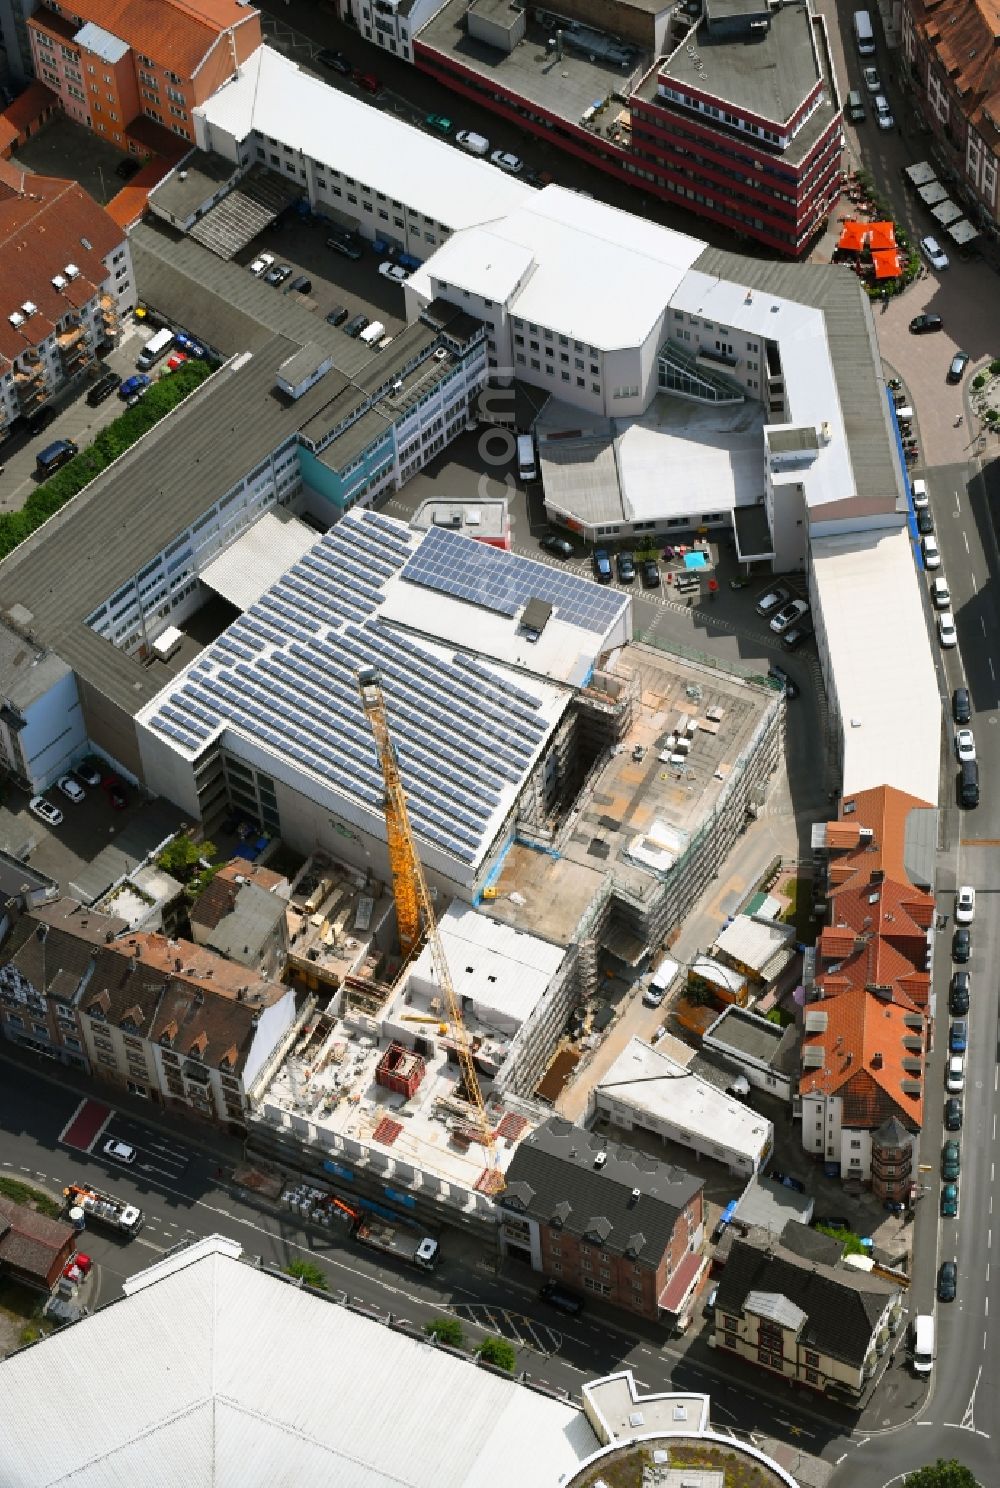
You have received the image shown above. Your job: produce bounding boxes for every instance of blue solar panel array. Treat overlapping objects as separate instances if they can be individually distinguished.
[400,523,629,635]
[146,511,556,867]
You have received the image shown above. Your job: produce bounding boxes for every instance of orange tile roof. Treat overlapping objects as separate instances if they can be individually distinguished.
[0,173,123,367]
[831,784,935,887]
[64,0,258,77]
[800,987,923,1128]
[105,157,176,231]
[911,0,1000,142]
[3,79,58,132]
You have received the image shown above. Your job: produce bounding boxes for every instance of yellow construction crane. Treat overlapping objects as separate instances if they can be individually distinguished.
[357,666,503,1194]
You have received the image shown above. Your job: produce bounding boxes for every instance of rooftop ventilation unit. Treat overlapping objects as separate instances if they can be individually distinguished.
[21,301,37,316]
[8,311,24,327]
[64,264,80,279]
[434,348,448,361]
[51,274,67,290]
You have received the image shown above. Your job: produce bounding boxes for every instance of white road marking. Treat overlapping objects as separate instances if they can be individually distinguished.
[981,616,988,635]
[970,573,978,592]
[990,657,997,680]
[964,532,970,552]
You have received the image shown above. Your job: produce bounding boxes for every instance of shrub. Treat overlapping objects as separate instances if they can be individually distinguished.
[989,358,1000,375]
[477,1336,517,1372]
[972,372,987,391]
[284,1258,328,1289]
[424,1316,465,1347]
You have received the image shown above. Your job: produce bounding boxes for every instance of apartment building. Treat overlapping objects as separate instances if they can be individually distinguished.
[0,898,297,1129]
[902,0,1000,239]
[0,162,131,440]
[714,1233,903,1398]
[799,785,936,1197]
[188,859,290,980]
[499,1117,705,1324]
[414,0,843,255]
[27,0,261,156]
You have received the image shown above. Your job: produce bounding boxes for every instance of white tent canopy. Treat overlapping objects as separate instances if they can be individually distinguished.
[946,217,979,245]
[931,198,963,227]
[917,181,948,206]
[905,161,937,187]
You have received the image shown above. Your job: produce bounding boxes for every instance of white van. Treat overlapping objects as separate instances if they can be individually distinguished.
[456,129,490,157]
[517,433,537,482]
[137,327,175,370]
[853,9,875,54]
[911,477,928,508]
[359,320,386,347]
[912,1314,934,1375]
[643,953,679,1007]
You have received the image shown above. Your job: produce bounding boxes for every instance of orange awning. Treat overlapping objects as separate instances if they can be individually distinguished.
[872,248,902,279]
[867,220,897,251]
[837,220,867,252]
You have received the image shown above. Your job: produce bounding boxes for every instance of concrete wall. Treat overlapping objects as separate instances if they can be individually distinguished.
[19,667,86,791]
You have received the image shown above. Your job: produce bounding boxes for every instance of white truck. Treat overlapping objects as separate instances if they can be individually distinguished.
[355,1219,439,1270]
[63,1182,143,1237]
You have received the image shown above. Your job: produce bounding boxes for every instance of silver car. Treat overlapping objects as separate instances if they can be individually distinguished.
[29,795,63,827]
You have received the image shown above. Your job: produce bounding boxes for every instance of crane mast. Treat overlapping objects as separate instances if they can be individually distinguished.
[357,666,503,1192]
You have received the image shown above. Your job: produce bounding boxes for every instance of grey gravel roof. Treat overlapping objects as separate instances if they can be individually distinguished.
[500,1116,702,1265]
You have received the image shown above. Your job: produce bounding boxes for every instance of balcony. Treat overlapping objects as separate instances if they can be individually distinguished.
[14,360,47,413]
[99,293,120,343]
[57,321,93,371]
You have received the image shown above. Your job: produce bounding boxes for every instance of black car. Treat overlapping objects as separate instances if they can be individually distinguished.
[326,306,349,327]
[944,1096,963,1131]
[317,48,352,74]
[344,314,369,338]
[909,313,943,334]
[539,1280,583,1315]
[264,263,292,286]
[540,534,574,559]
[768,1169,806,1193]
[755,583,791,617]
[768,664,799,700]
[640,559,661,588]
[26,405,56,435]
[953,688,971,724]
[937,1260,957,1301]
[947,351,970,384]
[288,275,312,295]
[616,551,636,583]
[916,508,934,535]
[949,971,970,1015]
[115,156,141,180]
[326,233,363,261]
[781,622,811,652]
[952,925,971,963]
[86,370,121,406]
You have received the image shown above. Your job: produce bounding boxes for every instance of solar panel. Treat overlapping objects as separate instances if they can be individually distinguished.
[401,524,628,634]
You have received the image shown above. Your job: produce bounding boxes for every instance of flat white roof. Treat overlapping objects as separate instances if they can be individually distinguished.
[405,902,565,1029]
[200,509,319,612]
[615,396,766,522]
[714,914,795,973]
[597,1037,773,1163]
[670,269,856,517]
[198,46,534,232]
[811,525,940,806]
[0,1239,596,1487]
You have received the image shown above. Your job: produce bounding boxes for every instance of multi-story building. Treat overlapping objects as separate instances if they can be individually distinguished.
[0,162,131,440]
[498,1116,705,1324]
[714,1232,903,1399]
[414,0,843,255]
[189,859,290,980]
[902,0,1000,238]
[799,784,936,1196]
[0,0,39,87]
[0,898,297,1129]
[27,0,261,158]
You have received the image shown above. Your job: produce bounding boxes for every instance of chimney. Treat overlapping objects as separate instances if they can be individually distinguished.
[871,1051,883,1069]
[629,1187,641,1206]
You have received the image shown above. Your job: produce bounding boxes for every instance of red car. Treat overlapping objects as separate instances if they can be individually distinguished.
[102,774,127,810]
[62,1252,92,1281]
[353,71,381,95]
[163,352,188,373]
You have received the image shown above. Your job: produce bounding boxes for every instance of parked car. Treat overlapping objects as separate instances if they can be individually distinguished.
[920,235,950,271]
[940,1183,959,1218]
[592,548,613,582]
[946,1053,965,1092]
[909,313,943,334]
[456,129,490,156]
[921,535,940,570]
[326,306,349,327]
[930,576,950,610]
[57,775,85,803]
[352,71,382,95]
[173,332,204,358]
[755,584,791,616]
[949,1020,968,1055]
[768,663,799,700]
[952,687,971,724]
[104,1138,136,1164]
[954,729,976,764]
[62,1252,93,1281]
[317,48,351,74]
[326,233,363,261]
[287,275,312,295]
[944,1096,963,1131]
[490,149,524,173]
[86,370,122,406]
[379,261,409,283]
[954,884,975,923]
[813,1215,850,1231]
[916,508,934,536]
[781,621,812,651]
[911,478,929,508]
[703,1284,719,1316]
[640,559,661,588]
[952,925,971,963]
[947,351,970,383]
[769,598,810,634]
[163,352,188,373]
[264,263,292,287]
[118,373,150,400]
[949,971,970,1015]
[539,1280,583,1315]
[938,611,958,648]
[768,1169,806,1193]
[425,112,452,133]
[862,66,881,92]
[540,534,574,558]
[616,551,636,583]
[937,1260,957,1301]
[873,94,895,130]
[249,252,275,277]
[344,314,369,338]
[103,774,127,810]
[28,794,63,827]
[74,759,102,788]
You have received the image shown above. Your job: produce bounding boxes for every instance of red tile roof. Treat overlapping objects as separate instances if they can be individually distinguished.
[0,172,123,367]
[3,80,58,133]
[799,987,923,1128]
[62,0,259,77]
[105,158,178,231]
[0,1196,74,1284]
[910,0,1000,144]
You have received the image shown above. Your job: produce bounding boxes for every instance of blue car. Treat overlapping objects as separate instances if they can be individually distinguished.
[118,373,150,399]
[173,331,205,358]
[592,548,612,582]
[949,1020,967,1053]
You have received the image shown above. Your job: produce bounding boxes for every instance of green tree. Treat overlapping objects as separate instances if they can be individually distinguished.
[157,834,216,882]
[477,1336,517,1373]
[284,1259,328,1290]
[903,1461,979,1488]
[424,1316,464,1347]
